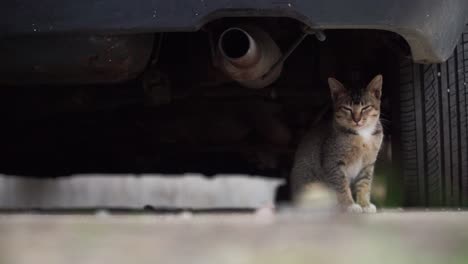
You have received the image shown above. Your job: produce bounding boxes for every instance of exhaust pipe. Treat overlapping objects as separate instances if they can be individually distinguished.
[215,26,282,89]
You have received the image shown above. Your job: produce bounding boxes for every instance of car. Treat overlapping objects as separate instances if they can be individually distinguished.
[1,0,467,207]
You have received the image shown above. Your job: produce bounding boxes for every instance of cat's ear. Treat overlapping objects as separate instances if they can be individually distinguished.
[328,77,346,101]
[367,74,383,99]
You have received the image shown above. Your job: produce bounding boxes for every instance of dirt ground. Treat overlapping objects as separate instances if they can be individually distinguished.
[1,210,468,264]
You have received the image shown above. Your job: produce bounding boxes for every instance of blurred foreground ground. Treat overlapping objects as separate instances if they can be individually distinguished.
[1,210,468,264]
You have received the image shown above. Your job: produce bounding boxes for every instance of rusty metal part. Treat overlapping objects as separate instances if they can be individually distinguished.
[0,34,154,85]
[262,27,325,82]
[214,25,282,89]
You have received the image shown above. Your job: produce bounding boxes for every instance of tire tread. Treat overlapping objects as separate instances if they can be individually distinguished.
[399,26,468,206]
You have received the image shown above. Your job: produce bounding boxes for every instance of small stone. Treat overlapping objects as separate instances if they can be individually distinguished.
[255,203,275,222]
[95,209,110,218]
[179,211,193,220]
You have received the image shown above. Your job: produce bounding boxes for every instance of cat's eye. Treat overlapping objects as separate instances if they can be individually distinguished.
[341,106,352,112]
[362,105,372,112]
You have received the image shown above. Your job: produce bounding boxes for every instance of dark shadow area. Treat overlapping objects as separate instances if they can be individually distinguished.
[0,29,403,205]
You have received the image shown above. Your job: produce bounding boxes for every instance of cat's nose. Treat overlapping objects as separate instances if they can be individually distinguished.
[352,114,362,124]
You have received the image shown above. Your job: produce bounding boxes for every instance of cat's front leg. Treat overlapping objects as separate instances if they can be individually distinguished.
[327,166,362,213]
[354,165,377,213]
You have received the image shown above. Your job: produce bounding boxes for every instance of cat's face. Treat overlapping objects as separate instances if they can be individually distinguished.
[328,75,382,131]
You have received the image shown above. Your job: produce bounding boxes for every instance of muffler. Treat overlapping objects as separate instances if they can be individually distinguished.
[214,25,282,89]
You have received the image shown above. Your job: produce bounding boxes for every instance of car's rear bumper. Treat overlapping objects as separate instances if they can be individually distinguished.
[2,0,468,63]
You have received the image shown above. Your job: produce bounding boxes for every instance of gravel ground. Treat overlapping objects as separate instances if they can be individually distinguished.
[1,210,468,264]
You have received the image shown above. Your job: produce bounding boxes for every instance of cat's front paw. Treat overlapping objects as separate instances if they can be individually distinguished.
[361,203,377,213]
[346,204,363,213]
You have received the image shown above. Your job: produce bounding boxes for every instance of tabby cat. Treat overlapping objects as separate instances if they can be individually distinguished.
[291,75,384,213]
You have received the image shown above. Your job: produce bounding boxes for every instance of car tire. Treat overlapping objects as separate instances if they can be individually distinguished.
[399,27,468,207]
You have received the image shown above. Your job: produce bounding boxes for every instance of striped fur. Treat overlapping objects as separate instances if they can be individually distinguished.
[291,75,384,213]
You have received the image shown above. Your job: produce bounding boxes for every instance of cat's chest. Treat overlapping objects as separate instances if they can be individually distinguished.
[354,130,382,154]
[344,158,363,181]
[344,132,382,179]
